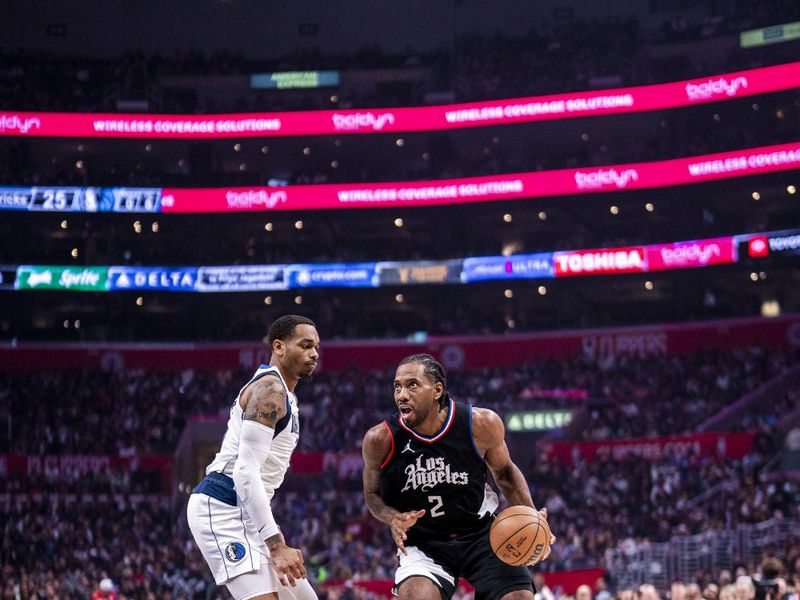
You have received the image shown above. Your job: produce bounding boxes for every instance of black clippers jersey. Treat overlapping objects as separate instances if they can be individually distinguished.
[379,400,498,544]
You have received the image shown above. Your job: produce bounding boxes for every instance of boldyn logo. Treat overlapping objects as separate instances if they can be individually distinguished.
[332,112,396,131]
[685,77,748,101]
[659,242,721,266]
[574,168,639,190]
[226,190,287,210]
[0,114,42,135]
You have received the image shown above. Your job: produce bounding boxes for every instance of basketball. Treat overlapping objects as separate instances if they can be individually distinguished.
[490,505,551,566]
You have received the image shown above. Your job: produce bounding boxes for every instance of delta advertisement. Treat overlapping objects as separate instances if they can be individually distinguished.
[108,267,198,292]
[0,62,797,138]
[505,410,573,432]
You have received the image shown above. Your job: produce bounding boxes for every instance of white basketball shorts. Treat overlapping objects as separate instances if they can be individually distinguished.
[187,492,268,586]
[187,474,317,600]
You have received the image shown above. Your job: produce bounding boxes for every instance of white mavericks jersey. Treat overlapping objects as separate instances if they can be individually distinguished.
[206,365,300,502]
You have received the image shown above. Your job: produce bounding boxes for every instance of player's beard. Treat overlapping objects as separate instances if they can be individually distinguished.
[400,403,430,429]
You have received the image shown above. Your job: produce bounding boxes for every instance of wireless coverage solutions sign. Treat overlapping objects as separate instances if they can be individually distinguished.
[0,62,797,139]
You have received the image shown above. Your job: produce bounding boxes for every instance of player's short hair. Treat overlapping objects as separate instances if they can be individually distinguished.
[267,315,316,347]
[398,353,450,407]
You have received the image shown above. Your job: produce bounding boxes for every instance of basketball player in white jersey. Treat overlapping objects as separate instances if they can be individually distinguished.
[187,315,320,600]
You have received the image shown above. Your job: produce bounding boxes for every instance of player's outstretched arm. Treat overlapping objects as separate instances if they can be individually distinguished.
[473,407,556,563]
[362,423,425,554]
[235,375,306,586]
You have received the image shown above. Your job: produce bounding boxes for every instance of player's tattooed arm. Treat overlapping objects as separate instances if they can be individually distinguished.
[265,532,286,550]
[237,379,305,586]
[240,374,287,428]
[266,532,307,585]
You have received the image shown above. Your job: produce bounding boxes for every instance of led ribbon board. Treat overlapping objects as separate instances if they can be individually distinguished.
[1,63,797,138]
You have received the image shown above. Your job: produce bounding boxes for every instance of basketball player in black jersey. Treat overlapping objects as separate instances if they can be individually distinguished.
[362,354,555,600]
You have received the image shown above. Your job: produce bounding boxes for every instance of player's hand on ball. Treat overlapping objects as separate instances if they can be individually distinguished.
[270,542,307,586]
[526,508,556,566]
[390,509,426,554]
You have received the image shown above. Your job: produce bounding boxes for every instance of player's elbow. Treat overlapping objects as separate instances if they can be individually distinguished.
[232,455,257,504]
[493,462,518,488]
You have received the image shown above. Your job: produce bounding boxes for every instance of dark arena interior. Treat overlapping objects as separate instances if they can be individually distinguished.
[1,1,799,599]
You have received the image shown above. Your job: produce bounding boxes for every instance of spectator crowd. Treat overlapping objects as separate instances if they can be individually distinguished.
[2,346,797,456]
[2,344,799,597]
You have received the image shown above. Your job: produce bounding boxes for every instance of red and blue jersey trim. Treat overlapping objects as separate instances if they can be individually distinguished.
[398,399,456,443]
[379,420,395,469]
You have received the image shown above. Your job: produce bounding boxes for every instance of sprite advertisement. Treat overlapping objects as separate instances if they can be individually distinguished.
[16,266,109,291]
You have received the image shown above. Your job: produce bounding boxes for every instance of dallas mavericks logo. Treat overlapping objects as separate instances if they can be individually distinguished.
[225,542,246,562]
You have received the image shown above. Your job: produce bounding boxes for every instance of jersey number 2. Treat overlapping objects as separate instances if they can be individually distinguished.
[427,495,445,518]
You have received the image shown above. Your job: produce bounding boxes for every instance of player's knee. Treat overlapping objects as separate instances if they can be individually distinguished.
[397,577,442,600]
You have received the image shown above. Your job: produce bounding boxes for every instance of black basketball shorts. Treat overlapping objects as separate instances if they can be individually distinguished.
[394,520,534,600]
